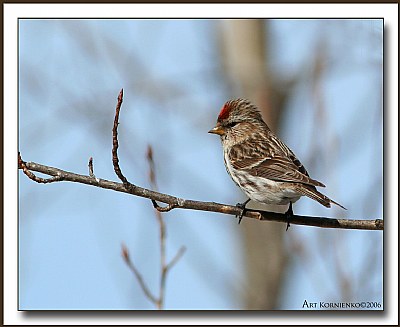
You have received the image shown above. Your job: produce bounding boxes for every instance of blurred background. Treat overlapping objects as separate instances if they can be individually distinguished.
[19,19,383,310]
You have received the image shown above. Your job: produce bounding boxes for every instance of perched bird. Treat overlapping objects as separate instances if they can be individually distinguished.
[209,98,345,228]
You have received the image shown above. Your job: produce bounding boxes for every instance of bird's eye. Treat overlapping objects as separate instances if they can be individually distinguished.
[226,122,238,128]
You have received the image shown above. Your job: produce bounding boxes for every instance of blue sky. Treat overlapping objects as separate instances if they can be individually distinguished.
[18,18,383,310]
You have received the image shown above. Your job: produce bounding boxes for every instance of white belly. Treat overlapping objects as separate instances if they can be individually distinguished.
[223,150,301,205]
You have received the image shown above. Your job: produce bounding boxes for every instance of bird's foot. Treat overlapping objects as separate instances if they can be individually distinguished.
[285,202,293,231]
[236,199,250,224]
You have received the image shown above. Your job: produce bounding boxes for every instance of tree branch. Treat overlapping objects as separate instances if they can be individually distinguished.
[18,158,383,231]
[18,89,383,231]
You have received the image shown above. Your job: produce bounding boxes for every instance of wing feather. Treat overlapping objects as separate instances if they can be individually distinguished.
[228,134,325,188]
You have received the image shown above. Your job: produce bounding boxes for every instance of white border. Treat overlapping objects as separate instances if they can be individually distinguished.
[4,3,398,325]
[3,3,400,18]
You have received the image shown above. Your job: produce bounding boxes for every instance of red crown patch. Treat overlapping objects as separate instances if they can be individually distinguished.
[218,101,232,121]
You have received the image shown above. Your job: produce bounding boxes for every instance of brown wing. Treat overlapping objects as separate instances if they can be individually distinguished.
[228,133,325,188]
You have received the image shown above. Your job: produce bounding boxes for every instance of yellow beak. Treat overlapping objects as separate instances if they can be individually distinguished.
[208,124,225,136]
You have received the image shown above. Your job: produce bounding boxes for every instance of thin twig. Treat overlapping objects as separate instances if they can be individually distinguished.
[121,244,158,304]
[151,200,177,212]
[166,246,186,271]
[147,145,185,310]
[111,88,135,192]
[120,145,186,309]
[19,152,63,184]
[88,157,96,178]
[147,145,166,308]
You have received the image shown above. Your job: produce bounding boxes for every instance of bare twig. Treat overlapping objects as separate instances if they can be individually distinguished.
[112,88,135,193]
[121,145,186,309]
[151,200,177,212]
[147,145,185,309]
[166,246,186,271]
[121,244,158,304]
[88,157,95,178]
[19,152,63,184]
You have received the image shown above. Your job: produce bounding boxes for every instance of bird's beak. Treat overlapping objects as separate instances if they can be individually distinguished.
[208,124,225,136]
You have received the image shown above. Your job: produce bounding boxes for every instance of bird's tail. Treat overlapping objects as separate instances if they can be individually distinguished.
[295,185,347,210]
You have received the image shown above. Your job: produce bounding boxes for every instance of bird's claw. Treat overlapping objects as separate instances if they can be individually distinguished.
[236,203,245,224]
[236,199,250,224]
[285,202,293,231]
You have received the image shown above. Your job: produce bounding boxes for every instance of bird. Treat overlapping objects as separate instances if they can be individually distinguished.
[208,98,345,229]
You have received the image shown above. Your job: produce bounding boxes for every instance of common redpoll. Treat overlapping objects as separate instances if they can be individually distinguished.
[209,98,345,228]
